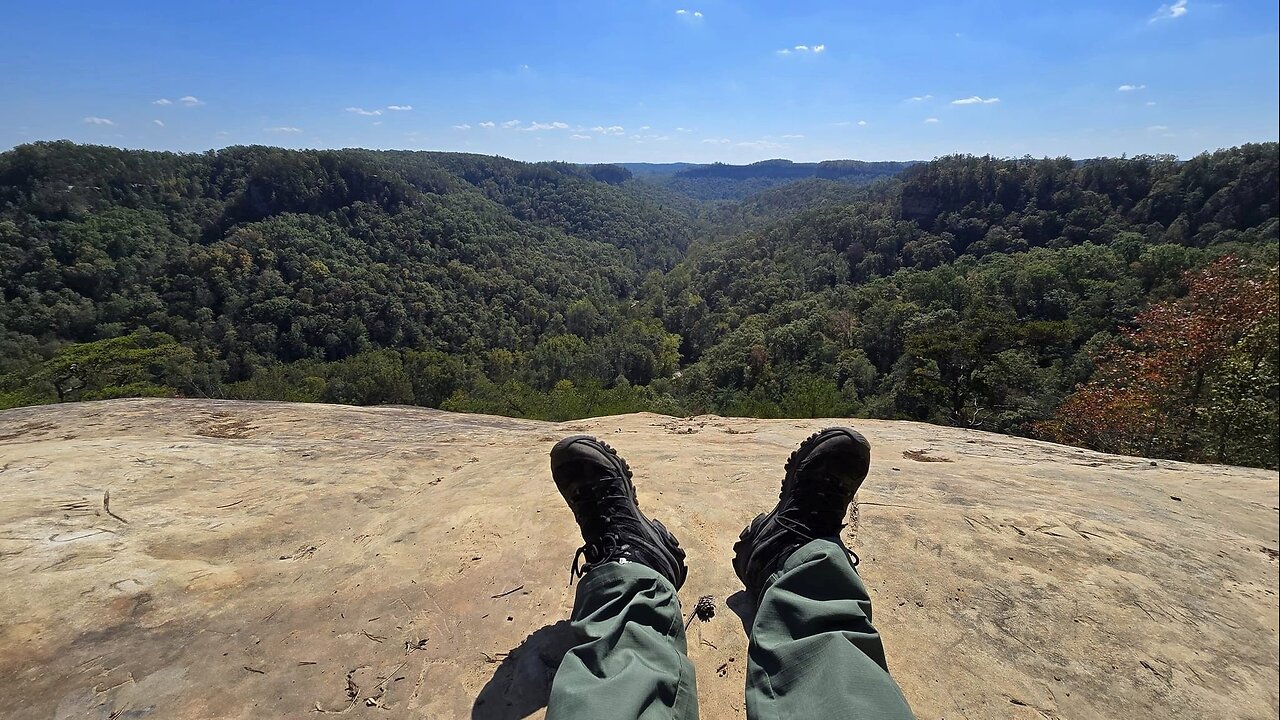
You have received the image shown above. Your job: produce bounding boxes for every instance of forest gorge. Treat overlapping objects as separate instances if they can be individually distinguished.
[1,141,1276,467]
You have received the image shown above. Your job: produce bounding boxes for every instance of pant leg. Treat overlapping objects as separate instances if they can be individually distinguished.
[745,538,914,720]
[547,560,699,720]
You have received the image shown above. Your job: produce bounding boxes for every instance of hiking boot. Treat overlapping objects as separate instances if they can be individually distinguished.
[551,435,688,589]
[733,427,870,602]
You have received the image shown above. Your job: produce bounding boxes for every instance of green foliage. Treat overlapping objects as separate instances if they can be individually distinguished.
[1,141,1277,466]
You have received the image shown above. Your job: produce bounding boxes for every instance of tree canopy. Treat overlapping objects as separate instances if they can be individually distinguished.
[2,141,1276,467]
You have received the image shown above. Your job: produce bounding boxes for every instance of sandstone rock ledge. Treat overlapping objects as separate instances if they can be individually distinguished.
[0,399,1276,719]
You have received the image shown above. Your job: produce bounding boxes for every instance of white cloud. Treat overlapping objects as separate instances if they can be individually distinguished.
[737,139,785,150]
[676,8,687,14]
[152,98,172,106]
[179,95,205,107]
[795,45,809,51]
[858,120,868,126]
[571,134,592,140]
[372,120,383,126]
[813,44,826,53]
[386,105,413,111]
[654,135,670,141]
[640,125,651,130]
[676,9,703,17]
[82,116,114,126]
[265,126,302,133]
[591,125,625,135]
[701,137,731,144]
[479,121,496,128]
[215,130,230,138]
[952,96,1000,105]
[694,11,703,17]
[1146,125,1170,131]
[523,121,569,131]
[776,49,792,55]
[924,118,940,124]
[1117,84,1147,92]
[152,119,165,127]
[346,107,383,116]
[501,119,521,128]
[1146,101,1158,106]
[675,127,692,132]
[781,134,804,139]
[1150,0,1188,23]
[906,95,933,102]
[453,124,472,130]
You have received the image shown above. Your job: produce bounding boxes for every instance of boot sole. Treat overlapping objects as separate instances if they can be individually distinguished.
[734,427,871,587]
[550,435,688,587]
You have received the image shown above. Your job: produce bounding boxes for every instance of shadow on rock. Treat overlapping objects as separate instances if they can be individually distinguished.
[726,590,756,637]
[472,620,577,720]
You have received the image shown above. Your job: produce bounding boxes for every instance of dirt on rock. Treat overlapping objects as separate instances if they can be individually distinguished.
[0,398,1276,719]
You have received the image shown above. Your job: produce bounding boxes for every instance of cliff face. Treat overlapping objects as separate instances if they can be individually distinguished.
[1,399,1276,720]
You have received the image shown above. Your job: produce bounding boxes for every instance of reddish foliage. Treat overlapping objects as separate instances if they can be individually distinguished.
[1042,257,1279,465]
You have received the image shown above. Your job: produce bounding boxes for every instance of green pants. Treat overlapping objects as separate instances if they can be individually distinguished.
[547,539,914,719]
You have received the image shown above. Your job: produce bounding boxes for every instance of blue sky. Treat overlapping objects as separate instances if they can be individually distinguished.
[2,1,1276,163]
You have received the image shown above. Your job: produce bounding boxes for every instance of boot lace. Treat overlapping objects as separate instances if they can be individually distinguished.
[774,489,860,567]
[567,485,645,583]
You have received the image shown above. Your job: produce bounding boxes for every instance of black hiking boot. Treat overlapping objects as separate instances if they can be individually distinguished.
[551,435,688,589]
[733,427,870,602]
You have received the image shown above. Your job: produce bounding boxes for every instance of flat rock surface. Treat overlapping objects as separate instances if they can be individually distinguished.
[0,399,1276,719]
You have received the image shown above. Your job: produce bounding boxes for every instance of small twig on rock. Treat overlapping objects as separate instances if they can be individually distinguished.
[103,490,128,524]
[491,585,524,599]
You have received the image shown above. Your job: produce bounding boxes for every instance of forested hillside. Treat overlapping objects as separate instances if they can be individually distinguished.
[1,141,1276,467]
[638,158,915,201]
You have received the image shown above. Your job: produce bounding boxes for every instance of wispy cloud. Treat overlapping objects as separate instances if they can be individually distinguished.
[781,134,804,139]
[386,105,413,111]
[452,124,471,130]
[152,119,165,127]
[571,134,592,140]
[952,96,1000,105]
[675,127,692,132]
[1150,0,1188,23]
[778,43,826,56]
[924,118,941,124]
[675,9,704,18]
[83,116,114,126]
[346,107,383,116]
[906,95,933,102]
[152,98,172,106]
[265,126,302,133]
[501,120,521,128]
[858,120,868,126]
[737,139,785,150]
[701,137,731,144]
[1146,101,1158,106]
[179,95,205,107]
[479,121,496,128]
[591,125,625,135]
[1117,84,1147,92]
[523,121,569,131]
[1146,125,1170,131]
